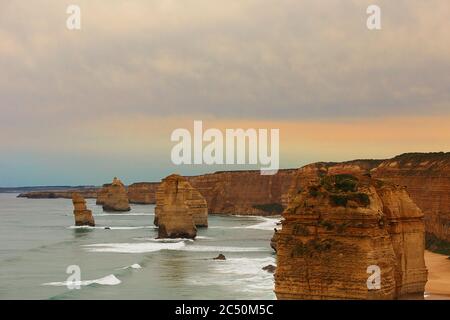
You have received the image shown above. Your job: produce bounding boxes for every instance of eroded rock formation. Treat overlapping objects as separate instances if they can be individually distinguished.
[102,178,130,212]
[155,174,198,239]
[18,188,98,199]
[72,192,95,226]
[274,164,427,300]
[96,183,111,205]
[127,182,158,204]
[155,174,208,228]
[372,153,450,249]
[187,169,297,215]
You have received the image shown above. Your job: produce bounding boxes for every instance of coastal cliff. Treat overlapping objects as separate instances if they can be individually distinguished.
[187,169,297,215]
[274,164,427,300]
[372,153,450,251]
[127,182,159,204]
[17,188,98,199]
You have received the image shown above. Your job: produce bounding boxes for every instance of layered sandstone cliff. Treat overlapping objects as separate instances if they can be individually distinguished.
[274,165,427,300]
[155,174,208,228]
[372,153,450,248]
[102,178,131,212]
[187,169,297,215]
[72,193,95,226]
[155,174,199,239]
[127,182,158,204]
[96,183,111,205]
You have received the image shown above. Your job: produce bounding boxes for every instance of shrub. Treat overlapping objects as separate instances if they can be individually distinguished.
[425,233,450,255]
[320,174,358,193]
[252,203,284,214]
[329,193,370,207]
[308,186,320,197]
[329,195,348,207]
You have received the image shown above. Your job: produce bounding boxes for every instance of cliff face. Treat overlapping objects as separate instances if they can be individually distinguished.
[155,174,198,239]
[274,165,427,300]
[72,193,95,226]
[95,183,111,205]
[155,174,208,228]
[127,182,158,204]
[372,153,450,247]
[187,169,297,215]
[102,178,131,212]
[18,188,98,199]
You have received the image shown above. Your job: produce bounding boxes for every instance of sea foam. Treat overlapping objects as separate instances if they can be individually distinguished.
[83,242,267,254]
[42,274,121,287]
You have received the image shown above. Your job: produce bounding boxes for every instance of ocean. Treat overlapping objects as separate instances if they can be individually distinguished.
[0,193,277,300]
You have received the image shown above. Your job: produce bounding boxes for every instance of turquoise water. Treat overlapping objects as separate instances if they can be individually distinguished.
[0,193,277,299]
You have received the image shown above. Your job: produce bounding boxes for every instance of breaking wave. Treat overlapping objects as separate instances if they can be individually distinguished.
[83,241,267,254]
[42,274,121,287]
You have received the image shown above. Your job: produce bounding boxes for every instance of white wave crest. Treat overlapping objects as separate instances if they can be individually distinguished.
[68,226,156,230]
[83,241,186,253]
[42,274,121,286]
[119,263,142,270]
[83,241,266,254]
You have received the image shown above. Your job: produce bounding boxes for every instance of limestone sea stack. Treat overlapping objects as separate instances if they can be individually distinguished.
[155,174,202,239]
[274,164,427,300]
[102,177,131,212]
[155,174,208,228]
[72,193,95,226]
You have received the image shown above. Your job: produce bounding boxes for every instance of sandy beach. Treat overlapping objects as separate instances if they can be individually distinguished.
[424,250,450,299]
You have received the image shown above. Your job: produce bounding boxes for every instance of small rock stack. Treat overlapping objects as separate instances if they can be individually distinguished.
[72,192,95,226]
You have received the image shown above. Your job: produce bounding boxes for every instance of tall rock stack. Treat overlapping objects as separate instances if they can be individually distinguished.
[376,185,428,295]
[72,193,95,226]
[155,174,199,239]
[102,177,131,212]
[155,174,208,228]
[274,164,427,300]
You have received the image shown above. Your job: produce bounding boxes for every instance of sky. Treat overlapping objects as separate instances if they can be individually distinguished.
[0,0,449,186]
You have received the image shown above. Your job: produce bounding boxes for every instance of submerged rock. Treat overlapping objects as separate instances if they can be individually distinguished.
[102,177,130,212]
[72,193,95,226]
[274,164,427,300]
[262,265,276,273]
[213,254,226,260]
[271,228,279,252]
[156,174,198,239]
